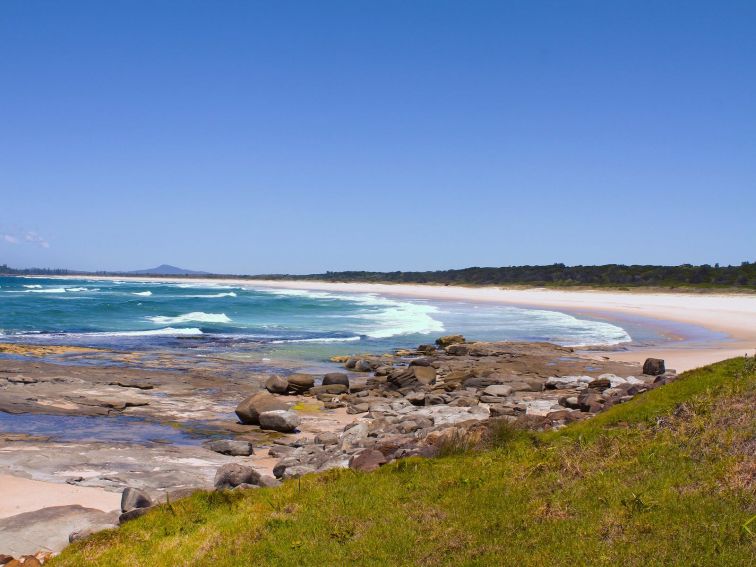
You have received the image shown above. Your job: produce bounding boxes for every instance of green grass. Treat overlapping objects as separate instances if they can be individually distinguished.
[53,358,756,566]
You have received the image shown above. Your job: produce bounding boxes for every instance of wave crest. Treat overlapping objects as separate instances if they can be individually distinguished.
[147,312,231,325]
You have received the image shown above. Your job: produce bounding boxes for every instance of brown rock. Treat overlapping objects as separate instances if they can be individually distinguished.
[435,334,465,348]
[349,449,388,472]
[265,375,289,394]
[235,392,287,425]
[287,373,315,394]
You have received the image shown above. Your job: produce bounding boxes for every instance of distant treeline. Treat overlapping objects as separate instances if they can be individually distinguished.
[2,262,755,289]
[254,262,756,289]
[0,264,74,275]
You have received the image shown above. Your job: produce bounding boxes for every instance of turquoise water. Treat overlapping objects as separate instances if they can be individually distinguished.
[0,276,635,355]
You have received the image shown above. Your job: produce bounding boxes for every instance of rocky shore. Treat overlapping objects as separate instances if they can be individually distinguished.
[0,335,678,562]
[230,335,674,484]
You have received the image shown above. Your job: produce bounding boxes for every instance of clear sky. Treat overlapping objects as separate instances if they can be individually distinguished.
[1,1,754,273]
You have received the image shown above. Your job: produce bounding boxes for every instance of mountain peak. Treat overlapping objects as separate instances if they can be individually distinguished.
[128,264,209,276]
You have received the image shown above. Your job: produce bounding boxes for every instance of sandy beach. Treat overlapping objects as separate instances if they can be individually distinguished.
[0,475,120,520]
[57,275,756,372]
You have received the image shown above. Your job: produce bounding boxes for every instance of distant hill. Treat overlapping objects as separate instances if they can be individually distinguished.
[128,264,209,276]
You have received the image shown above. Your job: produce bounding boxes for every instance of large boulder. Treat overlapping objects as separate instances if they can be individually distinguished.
[235,392,287,425]
[214,463,262,489]
[121,487,152,513]
[287,374,315,394]
[259,410,301,433]
[203,439,254,456]
[265,375,289,395]
[435,335,465,348]
[642,358,666,376]
[322,373,350,388]
[482,384,513,397]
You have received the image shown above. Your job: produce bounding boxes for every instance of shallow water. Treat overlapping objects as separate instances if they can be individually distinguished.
[0,411,204,445]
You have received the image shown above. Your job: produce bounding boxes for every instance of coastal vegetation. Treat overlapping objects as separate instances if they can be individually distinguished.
[3,262,755,290]
[51,356,756,566]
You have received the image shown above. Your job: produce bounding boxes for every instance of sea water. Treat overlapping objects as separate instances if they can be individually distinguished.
[0,276,635,357]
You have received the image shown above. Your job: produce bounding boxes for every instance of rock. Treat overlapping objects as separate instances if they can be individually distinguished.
[409,357,433,367]
[0,556,13,566]
[445,344,470,356]
[287,373,315,394]
[412,365,436,385]
[20,558,41,567]
[482,384,513,397]
[235,392,288,425]
[265,375,289,394]
[345,357,359,369]
[435,335,465,348]
[214,463,262,489]
[322,373,350,387]
[314,431,339,445]
[347,402,370,414]
[259,409,301,433]
[354,359,373,372]
[405,391,426,405]
[348,449,387,472]
[310,384,349,395]
[282,465,317,479]
[120,487,152,513]
[642,358,666,376]
[417,344,436,353]
[203,439,254,456]
[587,378,611,391]
[119,507,153,524]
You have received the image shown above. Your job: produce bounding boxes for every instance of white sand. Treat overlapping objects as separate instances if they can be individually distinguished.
[0,474,120,519]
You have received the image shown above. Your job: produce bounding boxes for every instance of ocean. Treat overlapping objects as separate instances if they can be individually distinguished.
[0,276,635,361]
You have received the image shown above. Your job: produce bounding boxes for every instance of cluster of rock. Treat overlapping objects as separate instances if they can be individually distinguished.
[225,336,676,481]
[0,553,49,566]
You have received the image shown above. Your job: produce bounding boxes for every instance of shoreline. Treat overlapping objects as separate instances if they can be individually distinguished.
[49,274,756,372]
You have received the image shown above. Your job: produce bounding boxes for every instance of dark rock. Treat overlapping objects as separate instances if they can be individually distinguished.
[409,357,433,367]
[119,506,153,524]
[214,463,262,489]
[405,391,426,405]
[0,556,13,566]
[265,375,289,395]
[417,344,436,354]
[314,431,339,445]
[202,439,254,456]
[259,410,301,433]
[348,449,387,472]
[120,487,152,513]
[435,334,465,348]
[345,357,359,369]
[643,358,666,376]
[235,392,287,425]
[322,373,350,387]
[587,378,611,391]
[445,344,470,356]
[354,359,373,372]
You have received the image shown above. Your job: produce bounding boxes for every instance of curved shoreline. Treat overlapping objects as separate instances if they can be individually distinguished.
[44,274,756,371]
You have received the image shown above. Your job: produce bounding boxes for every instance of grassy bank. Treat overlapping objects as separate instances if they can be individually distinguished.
[53,358,755,566]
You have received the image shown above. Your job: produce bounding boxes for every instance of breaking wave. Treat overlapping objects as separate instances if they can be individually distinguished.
[147,312,231,325]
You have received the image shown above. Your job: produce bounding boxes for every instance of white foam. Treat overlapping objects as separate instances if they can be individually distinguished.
[23,284,43,289]
[147,312,231,325]
[65,287,88,292]
[94,327,204,337]
[270,336,362,344]
[253,287,445,338]
[24,288,67,293]
[184,292,237,298]
[133,291,153,296]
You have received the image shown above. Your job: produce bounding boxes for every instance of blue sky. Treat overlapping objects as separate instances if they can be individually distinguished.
[1,1,754,273]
